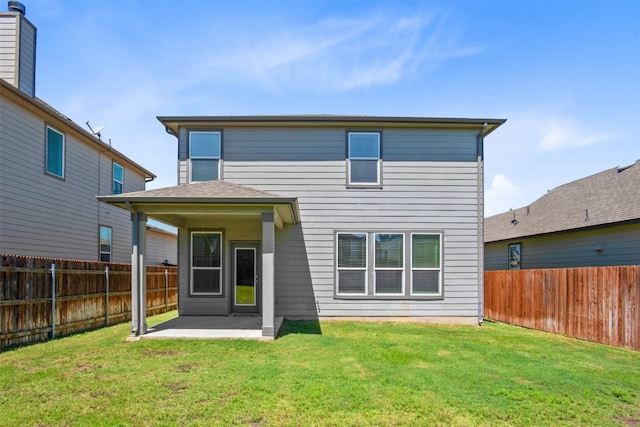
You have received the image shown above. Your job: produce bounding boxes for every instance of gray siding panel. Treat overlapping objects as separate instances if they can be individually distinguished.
[173,126,483,319]
[222,134,480,318]
[17,17,35,97]
[485,223,640,270]
[0,15,17,86]
[147,229,177,265]
[0,94,146,262]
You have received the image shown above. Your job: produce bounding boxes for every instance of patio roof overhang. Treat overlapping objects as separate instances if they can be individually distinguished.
[97,180,300,229]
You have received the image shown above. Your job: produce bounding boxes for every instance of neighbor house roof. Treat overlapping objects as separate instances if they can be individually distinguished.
[158,115,506,137]
[1,78,155,180]
[484,160,640,243]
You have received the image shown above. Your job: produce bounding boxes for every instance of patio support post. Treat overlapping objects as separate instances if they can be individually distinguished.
[130,211,148,336]
[261,212,275,337]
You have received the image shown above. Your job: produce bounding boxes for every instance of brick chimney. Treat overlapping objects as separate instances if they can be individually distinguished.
[0,1,36,97]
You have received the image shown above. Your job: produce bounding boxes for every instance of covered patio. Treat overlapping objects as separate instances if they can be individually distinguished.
[98,180,299,340]
[140,315,285,341]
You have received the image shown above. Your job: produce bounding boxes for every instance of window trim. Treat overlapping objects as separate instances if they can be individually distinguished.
[45,124,65,179]
[410,233,443,297]
[346,131,382,189]
[190,230,224,296]
[112,162,124,195]
[335,230,444,300]
[336,232,368,296]
[373,233,405,296]
[99,226,112,263]
[189,130,222,182]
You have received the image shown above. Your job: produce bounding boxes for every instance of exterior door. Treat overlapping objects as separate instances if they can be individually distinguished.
[233,244,260,313]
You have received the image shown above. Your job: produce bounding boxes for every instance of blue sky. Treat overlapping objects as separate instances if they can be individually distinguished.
[24,0,640,216]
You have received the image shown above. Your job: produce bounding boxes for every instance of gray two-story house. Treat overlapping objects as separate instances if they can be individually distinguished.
[100,115,504,338]
[0,4,170,264]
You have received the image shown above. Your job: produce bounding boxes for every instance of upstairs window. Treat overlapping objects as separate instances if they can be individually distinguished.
[45,125,65,178]
[100,226,112,262]
[112,162,124,194]
[347,132,381,187]
[190,131,221,182]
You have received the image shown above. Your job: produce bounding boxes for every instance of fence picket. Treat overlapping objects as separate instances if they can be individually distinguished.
[485,266,640,351]
[0,254,178,350]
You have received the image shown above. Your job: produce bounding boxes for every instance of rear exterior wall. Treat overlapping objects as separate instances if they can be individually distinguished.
[176,126,484,320]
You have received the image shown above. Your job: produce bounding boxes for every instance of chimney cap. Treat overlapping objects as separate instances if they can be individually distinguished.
[8,1,25,15]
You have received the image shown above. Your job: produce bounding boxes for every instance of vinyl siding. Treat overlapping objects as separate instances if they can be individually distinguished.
[176,126,483,319]
[0,14,36,97]
[0,92,146,262]
[17,16,35,97]
[0,15,18,86]
[485,223,640,270]
[147,228,177,265]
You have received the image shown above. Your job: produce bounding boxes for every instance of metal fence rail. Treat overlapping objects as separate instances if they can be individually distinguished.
[0,254,178,350]
[485,266,640,351]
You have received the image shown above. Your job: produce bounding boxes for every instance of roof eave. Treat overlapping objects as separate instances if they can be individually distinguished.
[157,115,506,136]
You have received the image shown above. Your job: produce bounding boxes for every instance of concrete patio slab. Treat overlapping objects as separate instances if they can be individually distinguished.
[141,316,284,341]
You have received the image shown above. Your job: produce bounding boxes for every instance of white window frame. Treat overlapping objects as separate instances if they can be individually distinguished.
[410,233,443,296]
[189,131,221,182]
[374,233,405,296]
[347,132,381,187]
[336,232,368,296]
[190,231,223,296]
[45,125,65,178]
[99,226,112,262]
[112,162,124,195]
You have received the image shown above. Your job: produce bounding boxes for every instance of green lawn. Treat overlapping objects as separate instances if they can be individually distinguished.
[1,312,638,426]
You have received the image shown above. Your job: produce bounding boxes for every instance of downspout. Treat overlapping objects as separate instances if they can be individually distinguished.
[477,123,487,326]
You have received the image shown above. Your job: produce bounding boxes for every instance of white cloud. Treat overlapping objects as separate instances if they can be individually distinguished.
[202,10,484,93]
[485,174,525,217]
[540,120,618,151]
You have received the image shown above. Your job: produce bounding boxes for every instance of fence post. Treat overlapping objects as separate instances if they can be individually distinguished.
[50,263,56,339]
[165,269,169,311]
[105,266,110,326]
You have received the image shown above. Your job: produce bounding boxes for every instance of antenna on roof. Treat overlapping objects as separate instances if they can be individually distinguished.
[85,120,106,140]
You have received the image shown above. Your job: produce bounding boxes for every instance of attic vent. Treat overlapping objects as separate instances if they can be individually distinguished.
[617,163,634,173]
[8,1,25,14]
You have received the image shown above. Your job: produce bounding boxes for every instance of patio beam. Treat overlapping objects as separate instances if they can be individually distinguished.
[261,212,275,337]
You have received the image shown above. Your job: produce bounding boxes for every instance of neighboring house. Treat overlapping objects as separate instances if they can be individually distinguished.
[0,4,166,263]
[147,225,178,266]
[99,115,505,338]
[485,160,640,270]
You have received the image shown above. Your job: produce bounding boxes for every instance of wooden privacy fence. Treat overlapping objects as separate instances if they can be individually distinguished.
[485,266,640,351]
[0,254,178,350]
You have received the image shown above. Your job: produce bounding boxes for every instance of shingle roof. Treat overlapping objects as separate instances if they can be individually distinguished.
[98,180,290,202]
[484,160,640,243]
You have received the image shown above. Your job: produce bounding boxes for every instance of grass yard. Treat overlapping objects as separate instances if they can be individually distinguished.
[1,312,639,426]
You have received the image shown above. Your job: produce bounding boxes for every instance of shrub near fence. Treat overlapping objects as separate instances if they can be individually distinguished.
[0,254,178,350]
[485,266,640,351]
